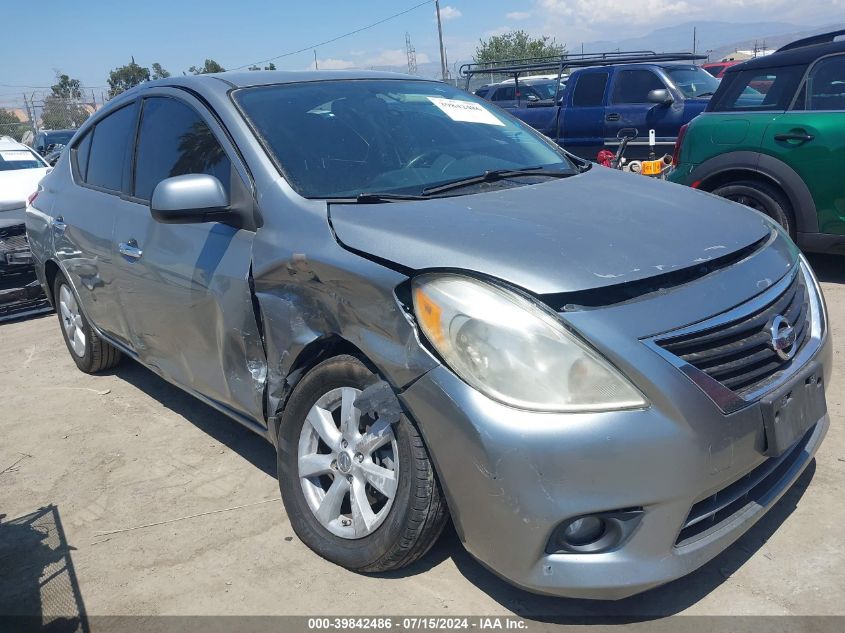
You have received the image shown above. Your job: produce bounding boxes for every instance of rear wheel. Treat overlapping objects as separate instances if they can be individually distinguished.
[277,355,448,572]
[54,272,122,373]
[711,180,795,238]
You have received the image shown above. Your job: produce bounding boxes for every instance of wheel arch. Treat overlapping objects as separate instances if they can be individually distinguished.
[691,151,819,234]
[267,333,388,446]
[43,259,62,305]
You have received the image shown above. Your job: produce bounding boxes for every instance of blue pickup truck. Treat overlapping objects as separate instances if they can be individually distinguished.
[464,53,718,160]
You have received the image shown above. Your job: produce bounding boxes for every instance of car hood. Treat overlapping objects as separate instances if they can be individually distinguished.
[329,167,774,295]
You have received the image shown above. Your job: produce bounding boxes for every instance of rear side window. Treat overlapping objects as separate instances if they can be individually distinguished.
[611,70,667,104]
[806,55,845,111]
[73,130,92,181]
[572,72,608,107]
[85,103,138,192]
[491,86,515,101]
[133,97,230,201]
[710,65,805,112]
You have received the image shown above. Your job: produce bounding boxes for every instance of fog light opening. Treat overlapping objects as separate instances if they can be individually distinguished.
[562,516,607,547]
[546,508,644,555]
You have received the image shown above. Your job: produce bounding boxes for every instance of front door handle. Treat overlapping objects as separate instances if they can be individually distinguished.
[774,132,814,144]
[119,239,143,261]
[606,113,621,122]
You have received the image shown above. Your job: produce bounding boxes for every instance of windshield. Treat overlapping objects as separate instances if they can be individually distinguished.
[665,66,721,98]
[234,79,575,198]
[0,149,46,171]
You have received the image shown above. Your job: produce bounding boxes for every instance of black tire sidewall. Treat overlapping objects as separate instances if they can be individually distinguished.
[277,355,416,570]
[53,273,96,372]
[713,181,794,237]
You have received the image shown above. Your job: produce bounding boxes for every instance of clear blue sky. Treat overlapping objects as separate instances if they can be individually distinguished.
[0,0,834,105]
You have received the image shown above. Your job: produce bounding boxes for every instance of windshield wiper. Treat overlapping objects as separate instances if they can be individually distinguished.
[422,167,573,196]
[695,91,716,98]
[350,192,431,203]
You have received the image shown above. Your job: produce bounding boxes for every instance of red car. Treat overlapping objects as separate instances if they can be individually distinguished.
[701,60,742,78]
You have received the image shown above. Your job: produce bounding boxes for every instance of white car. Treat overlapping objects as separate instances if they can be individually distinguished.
[1,135,52,319]
[1,135,50,224]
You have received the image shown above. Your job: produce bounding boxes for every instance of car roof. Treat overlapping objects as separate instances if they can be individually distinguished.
[129,69,425,94]
[725,36,845,73]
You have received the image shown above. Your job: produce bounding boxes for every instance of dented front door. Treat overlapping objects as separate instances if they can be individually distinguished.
[110,91,267,424]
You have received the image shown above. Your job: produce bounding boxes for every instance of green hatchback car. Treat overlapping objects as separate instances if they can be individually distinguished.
[670,30,845,254]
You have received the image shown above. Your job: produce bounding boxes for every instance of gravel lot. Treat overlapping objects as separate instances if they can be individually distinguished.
[1,254,843,624]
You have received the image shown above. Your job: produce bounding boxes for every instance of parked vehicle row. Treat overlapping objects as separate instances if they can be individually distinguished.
[24,65,830,599]
[670,29,845,255]
[0,136,52,319]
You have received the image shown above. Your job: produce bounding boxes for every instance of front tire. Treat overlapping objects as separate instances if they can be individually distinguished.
[712,180,796,238]
[54,272,122,373]
[277,355,448,572]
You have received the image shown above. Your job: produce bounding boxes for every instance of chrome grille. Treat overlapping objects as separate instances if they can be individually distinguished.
[657,271,810,396]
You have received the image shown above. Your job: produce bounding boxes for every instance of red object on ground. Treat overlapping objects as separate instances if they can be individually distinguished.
[596,149,615,167]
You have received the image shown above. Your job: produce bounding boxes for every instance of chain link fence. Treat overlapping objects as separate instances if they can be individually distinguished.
[0,94,101,145]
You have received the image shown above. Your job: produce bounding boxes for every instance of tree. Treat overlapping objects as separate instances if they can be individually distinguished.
[50,73,83,100]
[0,108,29,141]
[151,63,171,80]
[107,57,150,98]
[188,59,225,75]
[41,71,90,129]
[248,62,276,71]
[474,30,565,65]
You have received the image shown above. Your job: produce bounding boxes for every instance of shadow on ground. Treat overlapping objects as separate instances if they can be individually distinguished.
[0,505,89,632]
[106,361,277,478]
[807,253,845,285]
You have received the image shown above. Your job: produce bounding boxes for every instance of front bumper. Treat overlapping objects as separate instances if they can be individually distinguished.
[401,360,829,599]
[0,224,51,321]
[398,258,832,599]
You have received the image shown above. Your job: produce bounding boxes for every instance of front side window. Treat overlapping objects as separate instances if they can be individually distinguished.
[806,55,845,111]
[86,102,138,192]
[710,65,806,112]
[0,148,46,171]
[234,79,575,199]
[611,70,667,104]
[133,97,231,201]
[572,72,608,107]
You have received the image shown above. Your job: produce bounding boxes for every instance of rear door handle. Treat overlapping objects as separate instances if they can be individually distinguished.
[774,132,814,143]
[119,239,143,261]
[606,113,620,122]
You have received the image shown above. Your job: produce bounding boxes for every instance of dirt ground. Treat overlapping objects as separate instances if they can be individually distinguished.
[1,254,843,623]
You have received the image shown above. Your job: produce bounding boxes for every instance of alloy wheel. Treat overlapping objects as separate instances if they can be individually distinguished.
[297,387,399,539]
[59,284,86,357]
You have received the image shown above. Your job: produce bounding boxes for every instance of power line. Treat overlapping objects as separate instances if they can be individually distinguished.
[230,0,434,70]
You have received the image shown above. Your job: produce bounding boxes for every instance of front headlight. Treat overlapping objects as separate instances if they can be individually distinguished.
[412,273,647,412]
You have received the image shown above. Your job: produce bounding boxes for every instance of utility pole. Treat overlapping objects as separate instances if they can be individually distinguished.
[314,50,319,71]
[693,27,697,56]
[435,0,447,81]
[406,32,418,74]
[23,94,37,138]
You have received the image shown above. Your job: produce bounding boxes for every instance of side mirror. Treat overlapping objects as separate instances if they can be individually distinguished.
[150,174,229,224]
[647,89,674,106]
[526,94,540,103]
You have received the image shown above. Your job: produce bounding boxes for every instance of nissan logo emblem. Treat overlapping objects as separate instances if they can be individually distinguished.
[770,315,798,361]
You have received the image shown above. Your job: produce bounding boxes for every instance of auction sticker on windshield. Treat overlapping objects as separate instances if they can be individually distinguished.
[427,97,504,126]
[0,151,34,161]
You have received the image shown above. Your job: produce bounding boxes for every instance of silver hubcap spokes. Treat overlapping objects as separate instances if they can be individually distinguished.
[59,284,86,357]
[298,387,399,539]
